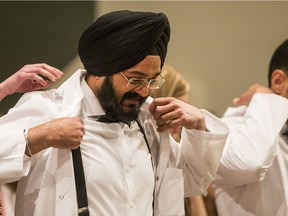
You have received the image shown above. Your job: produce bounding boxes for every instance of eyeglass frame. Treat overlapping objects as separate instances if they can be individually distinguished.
[120,72,165,90]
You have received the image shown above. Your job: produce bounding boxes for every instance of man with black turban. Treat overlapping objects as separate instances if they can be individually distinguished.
[0,10,228,216]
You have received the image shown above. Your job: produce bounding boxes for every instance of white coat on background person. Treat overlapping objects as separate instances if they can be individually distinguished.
[0,69,228,216]
[214,92,288,216]
[214,38,288,216]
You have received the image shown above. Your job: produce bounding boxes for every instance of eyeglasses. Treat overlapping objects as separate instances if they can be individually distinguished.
[120,72,165,90]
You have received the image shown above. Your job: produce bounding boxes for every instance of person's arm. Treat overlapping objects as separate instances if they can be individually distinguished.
[232,83,273,106]
[0,63,63,101]
[24,117,84,156]
[0,89,84,185]
[215,84,288,187]
[149,97,228,196]
[149,97,207,133]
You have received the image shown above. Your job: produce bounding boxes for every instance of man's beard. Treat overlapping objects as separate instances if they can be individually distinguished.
[97,76,148,124]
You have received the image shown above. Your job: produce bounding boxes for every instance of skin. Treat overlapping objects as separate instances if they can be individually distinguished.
[0,63,83,157]
[88,55,207,132]
[27,55,206,156]
[27,117,85,155]
[0,63,63,101]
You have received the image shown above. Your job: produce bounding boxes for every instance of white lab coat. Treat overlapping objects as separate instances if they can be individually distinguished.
[214,93,288,216]
[0,70,228,216]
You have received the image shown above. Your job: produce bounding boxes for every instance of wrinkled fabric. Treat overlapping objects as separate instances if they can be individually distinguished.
[214,93,288,216]
[78,10,170,76]
[0,70,228,216]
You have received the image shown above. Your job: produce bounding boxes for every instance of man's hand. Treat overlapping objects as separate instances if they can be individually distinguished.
[27,117,84,155]
[233,83,273,106]
[149,97,206,132]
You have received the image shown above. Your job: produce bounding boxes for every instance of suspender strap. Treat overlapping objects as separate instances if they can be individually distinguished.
[71,120,153,216]
[135,120,151,156]
[72,147,90,216]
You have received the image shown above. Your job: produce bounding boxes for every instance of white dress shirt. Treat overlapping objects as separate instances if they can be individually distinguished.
[80,80,154,215]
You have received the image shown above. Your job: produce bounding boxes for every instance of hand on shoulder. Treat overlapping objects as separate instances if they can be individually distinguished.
[233,83,273,106]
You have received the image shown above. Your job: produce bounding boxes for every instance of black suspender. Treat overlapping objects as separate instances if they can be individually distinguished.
[72,147,90,216]
[71,119,153,216]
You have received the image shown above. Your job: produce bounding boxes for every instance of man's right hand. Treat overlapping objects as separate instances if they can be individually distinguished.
[26,117,84,155]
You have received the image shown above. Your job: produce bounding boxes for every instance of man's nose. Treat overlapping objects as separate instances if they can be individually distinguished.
[134,85,150,97]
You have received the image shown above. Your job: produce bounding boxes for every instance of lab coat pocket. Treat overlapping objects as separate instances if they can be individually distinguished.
[158,168,184,216]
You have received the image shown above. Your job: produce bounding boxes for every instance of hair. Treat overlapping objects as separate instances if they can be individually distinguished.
[268,39,288,87]
[150,64,190,100]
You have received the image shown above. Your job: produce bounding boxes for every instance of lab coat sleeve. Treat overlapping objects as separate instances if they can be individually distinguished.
[215,93,288,188]
[180,109,229,197]
[0,128,31,185]
[0,90,60,185]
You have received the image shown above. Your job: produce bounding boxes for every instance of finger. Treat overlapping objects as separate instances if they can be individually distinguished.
[156,118,181,132]
[23,67,57,82]
[155,108,180,127]
[233,95,250,106]
[26,63,63,79]
[41,63,64,79]
[157,124,170,132]
[153,102,179,121]
[232,97,241,106]
[149,97,171,114]
[36,67,59,82]
[35,80,51,90]
[149,101,158,114]
[25,64,59,82]
[30,74,49,86]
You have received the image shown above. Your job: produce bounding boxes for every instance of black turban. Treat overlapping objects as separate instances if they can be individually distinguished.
[78,10,170,76]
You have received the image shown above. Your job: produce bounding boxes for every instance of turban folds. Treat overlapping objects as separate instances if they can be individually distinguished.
[78,10,170,76]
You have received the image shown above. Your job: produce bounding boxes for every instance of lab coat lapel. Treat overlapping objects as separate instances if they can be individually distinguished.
[36,70,86,215]
[58,69,85,117]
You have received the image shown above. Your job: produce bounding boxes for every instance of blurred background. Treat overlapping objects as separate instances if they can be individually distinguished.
[1,1,288,117]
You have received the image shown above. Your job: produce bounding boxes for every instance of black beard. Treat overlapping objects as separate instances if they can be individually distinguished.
[97,76,147,124]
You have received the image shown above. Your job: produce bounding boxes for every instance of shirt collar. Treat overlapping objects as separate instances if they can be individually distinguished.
[80,76,105,116]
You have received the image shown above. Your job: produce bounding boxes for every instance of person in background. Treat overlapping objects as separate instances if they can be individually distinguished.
[0,63,63,216]
[214,38,288,216]
[0,63,86,216]
[0,10,228,215]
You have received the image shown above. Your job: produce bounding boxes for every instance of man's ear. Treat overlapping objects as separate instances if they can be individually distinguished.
[271,69,287,95]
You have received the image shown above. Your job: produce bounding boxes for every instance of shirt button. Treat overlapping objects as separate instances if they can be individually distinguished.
[59,195,64,200]
[129,202,135,208]
[156,176,159,181]
[125,165,131,172]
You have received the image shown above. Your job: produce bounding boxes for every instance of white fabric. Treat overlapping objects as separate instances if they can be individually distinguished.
[0,122,31,185]
[214,93,288,216]
[0,69,228,216]
[80,79,154,215]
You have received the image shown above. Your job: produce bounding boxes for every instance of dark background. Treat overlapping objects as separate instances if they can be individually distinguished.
[0,1,95,114]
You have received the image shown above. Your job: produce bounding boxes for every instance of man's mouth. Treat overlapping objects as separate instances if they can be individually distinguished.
[124,98,140,106]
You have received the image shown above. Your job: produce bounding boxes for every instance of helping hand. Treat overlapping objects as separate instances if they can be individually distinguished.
[233,83,273,106]
[1,63,63,98]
